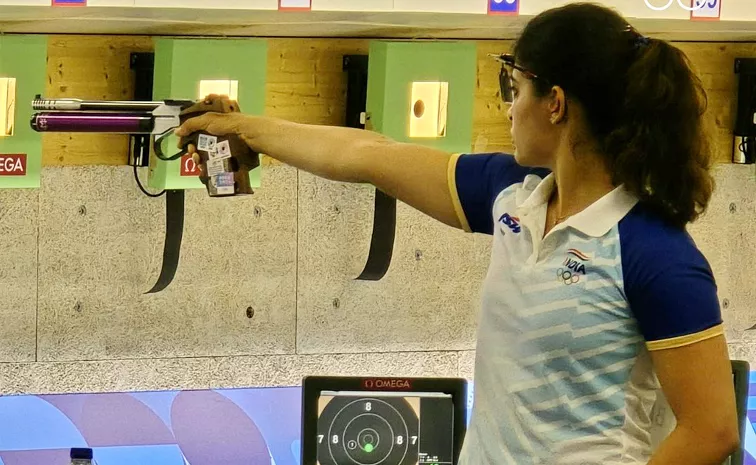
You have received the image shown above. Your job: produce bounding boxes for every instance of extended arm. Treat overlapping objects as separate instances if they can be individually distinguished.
[176,111,462,229]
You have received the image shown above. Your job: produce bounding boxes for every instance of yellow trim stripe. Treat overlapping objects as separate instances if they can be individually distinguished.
[447,153,472,233]
[646,324,724,351]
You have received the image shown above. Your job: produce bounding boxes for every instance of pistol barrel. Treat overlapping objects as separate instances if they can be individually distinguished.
[32,97,166,112]
[30,112,155,134]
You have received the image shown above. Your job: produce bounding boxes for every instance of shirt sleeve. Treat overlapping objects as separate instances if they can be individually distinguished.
[619,207,723,351]
[447,153,550,234]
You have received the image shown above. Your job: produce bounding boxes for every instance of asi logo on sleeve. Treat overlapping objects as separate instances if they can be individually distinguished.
[489,0,519,15]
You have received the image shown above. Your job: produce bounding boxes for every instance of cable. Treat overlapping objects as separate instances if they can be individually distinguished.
[133,162,165,197]
[738,136,755,163]
[129,135,165,197]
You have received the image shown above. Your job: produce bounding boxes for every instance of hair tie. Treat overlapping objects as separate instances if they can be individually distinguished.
[624,24,650,50]
[634,35,650,49]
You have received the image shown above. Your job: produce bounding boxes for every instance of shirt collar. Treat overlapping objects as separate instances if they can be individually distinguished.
[518,173,640,238]
[519,173,556,210]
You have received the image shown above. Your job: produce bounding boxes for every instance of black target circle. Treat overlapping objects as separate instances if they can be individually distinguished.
[342,413,394,464]
[317,396,419,465]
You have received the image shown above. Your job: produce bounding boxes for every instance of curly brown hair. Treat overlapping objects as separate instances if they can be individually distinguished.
[513,2,715,228]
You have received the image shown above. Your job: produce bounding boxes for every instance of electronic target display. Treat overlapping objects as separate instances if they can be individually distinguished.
[301,376,468,465]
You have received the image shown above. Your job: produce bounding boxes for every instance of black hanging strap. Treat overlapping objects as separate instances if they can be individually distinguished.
[344,54,397,281]
[145,189,184,293]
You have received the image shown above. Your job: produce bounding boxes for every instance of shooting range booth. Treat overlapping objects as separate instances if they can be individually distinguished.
[0,35,47,188]
[147,38,267,192]
[352,40,477,281]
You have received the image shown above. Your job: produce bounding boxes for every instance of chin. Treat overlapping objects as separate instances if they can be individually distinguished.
[513,150,533,167]
[514,150,549,169]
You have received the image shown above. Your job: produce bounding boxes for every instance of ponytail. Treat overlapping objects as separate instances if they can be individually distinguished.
[604,38,715,228]
[512,3,716,228]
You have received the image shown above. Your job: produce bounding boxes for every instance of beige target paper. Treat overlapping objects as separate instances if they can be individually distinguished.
[409,81,449,139]
[0,78,16,137]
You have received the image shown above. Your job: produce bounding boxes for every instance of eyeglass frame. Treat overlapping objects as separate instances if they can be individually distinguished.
[490,26,641,104]
[487,53,547,103]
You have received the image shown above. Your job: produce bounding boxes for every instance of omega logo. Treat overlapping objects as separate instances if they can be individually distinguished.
[362,378,412,390]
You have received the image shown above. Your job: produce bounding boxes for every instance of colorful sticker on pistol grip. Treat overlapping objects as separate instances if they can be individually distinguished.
[209,172,235,196]
[215,140,232,160]
[206,158,229,177]
[198,134,218,153]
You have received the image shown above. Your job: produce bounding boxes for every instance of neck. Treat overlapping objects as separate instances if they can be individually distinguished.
[550,145,614,219]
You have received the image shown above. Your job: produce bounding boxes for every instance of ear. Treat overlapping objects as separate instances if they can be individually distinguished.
[547,86,567,124]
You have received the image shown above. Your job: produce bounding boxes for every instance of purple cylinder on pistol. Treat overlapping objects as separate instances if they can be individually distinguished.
[30,112,154,134]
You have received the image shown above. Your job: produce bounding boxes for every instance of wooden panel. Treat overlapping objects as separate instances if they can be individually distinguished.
[42,36,154,166]
[265,38,369,125]
[40,36,752,166]
[262,38,369,166]
[473,40,514,154]
[676,42,756,164]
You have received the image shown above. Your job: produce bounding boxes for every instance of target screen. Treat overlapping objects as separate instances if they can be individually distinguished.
[315,390,454,465]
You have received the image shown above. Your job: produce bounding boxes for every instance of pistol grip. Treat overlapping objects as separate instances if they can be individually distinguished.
[193,134,259,197]
[234,165,255,195]
[176,95,260,197]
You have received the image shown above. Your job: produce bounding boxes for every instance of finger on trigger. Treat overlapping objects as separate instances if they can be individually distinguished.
[175,118,198,137]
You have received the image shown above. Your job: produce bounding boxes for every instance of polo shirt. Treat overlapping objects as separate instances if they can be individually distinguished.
[448,153,723,464]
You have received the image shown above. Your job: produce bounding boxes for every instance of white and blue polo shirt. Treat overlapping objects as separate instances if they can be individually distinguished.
[449,153,723,464]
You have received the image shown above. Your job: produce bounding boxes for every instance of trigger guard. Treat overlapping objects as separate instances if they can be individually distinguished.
[153,130,188,161]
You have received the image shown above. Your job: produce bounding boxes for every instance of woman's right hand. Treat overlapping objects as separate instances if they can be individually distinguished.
[176,95,465,231]
[175,96,245,141]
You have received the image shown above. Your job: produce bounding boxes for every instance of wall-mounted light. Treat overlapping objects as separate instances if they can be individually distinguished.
[0,77,16,137]
[409,81,448,138]
[198,79,239,100]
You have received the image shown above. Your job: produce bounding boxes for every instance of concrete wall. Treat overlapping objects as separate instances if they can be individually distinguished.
[0,161,753,395]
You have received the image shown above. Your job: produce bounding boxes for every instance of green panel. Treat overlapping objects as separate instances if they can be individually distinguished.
[148,38,268,190]
[366,43,388,135]
[0,35,47,188]
[366,41,476,153]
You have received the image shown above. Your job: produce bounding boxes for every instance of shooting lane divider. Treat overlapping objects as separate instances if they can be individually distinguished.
[147,102,257,294]
[145,38,266,292]
[356,189,396,281]
[145,124,258,293]
[354,40,477,280]
[30,96,257,293]
[142,117,186,295]
[343,54,395,281]
[146,189,185,294]
[130,155,182,295]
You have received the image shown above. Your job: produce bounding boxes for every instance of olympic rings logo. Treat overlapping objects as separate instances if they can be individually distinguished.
[643,0,717,11]
[557,268,580,285]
